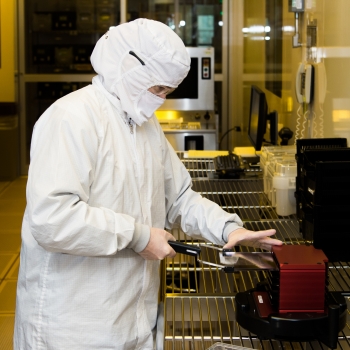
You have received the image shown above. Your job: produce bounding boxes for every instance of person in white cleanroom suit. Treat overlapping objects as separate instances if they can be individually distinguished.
[14,18,282,350]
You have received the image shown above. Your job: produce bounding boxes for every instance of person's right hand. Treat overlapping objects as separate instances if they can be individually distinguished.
[138,227,177,260]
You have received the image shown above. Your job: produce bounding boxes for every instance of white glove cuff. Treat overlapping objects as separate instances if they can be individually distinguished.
[222,221,244,243]
[128,223,151,253]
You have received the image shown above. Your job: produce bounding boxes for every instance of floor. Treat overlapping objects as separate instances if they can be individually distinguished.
[0,177,27,350]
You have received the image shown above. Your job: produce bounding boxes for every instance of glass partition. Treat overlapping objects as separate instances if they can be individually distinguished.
[127,0,223,73]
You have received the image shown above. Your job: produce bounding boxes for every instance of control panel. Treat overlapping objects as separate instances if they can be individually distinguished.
[201,57,211,79]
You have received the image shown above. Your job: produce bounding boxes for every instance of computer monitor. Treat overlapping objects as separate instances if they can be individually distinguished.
[248,85,278,151]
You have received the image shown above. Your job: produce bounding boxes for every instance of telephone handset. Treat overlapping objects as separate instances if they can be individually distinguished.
[296,62,314,104]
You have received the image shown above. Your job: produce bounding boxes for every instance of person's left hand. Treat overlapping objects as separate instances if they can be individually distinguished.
[223,228,283,251]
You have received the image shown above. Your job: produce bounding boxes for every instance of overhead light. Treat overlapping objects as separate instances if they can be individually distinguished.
[283,26,295,33]
[250,25,265,33]
[242,25,265,34]
[250,36,266,41]
[333,110,350,122]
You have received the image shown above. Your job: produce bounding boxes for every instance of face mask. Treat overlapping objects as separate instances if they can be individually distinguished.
[133,90,165,126]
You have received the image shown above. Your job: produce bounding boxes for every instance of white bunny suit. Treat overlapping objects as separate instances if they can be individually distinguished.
[14,18,243,350]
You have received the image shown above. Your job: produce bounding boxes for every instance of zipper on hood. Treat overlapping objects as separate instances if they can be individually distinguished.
[127,117,134,134]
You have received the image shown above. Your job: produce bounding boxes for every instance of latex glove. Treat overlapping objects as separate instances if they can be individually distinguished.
[139,227,177,260]
[223,228,283,251]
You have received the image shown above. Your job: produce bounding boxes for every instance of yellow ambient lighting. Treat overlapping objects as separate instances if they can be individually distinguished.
[286,96,293,112]
[332,110,350,122]
[154,110,181,120]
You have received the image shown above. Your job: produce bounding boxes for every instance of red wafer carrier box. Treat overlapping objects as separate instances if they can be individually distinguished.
[235,245,347,348]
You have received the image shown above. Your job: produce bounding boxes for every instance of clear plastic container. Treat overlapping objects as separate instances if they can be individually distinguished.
[264,155,295,200]
[272,160,297,216]
[265,156,285,201]
[260,145,295,197]
[260,145,295,173]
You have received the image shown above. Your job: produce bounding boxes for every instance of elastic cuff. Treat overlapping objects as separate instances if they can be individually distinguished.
[128,223,150,253]
[222,222,243,243]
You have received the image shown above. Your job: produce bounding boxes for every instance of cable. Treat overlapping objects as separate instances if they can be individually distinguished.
[319,103,324,138]
[218,126,240,149]
[300,102,309,139]
[311,110,317,138]
[294,104,303,145]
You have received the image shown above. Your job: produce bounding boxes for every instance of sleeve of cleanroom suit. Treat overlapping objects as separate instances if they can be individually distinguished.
[159,125,244,246]
[26,102,149,256]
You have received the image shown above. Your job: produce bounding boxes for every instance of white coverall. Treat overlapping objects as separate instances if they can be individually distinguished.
[14,19,243,349]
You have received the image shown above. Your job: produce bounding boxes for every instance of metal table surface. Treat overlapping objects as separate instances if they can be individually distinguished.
[159,156,350,350]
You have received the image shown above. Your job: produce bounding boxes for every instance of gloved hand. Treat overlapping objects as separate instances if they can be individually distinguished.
[223,228,283,251]
[139,227,177,260]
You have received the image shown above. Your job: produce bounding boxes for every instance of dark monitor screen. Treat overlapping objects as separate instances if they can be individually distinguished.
[167,58,198,99]
[248,85,278,151]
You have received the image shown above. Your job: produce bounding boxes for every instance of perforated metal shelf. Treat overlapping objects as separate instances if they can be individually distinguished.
[159,156,350,350]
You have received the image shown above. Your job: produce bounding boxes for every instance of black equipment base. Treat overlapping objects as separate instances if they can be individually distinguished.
[235,287,347,349]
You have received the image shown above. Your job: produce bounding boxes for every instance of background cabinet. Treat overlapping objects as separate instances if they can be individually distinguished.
[17,0,225,174]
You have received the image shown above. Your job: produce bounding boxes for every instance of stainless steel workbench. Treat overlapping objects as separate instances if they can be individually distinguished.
[159,156,350,350]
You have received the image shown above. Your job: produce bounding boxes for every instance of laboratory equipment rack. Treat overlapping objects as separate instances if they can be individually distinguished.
[294,139,350,262]
[158,155,350,350]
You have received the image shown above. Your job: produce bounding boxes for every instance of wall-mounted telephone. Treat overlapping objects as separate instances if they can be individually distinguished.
[296,62,314,104]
